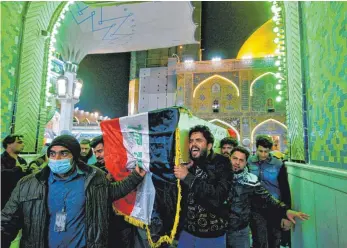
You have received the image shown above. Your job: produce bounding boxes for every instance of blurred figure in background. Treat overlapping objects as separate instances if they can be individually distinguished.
[1,134,28,209]
[220,137,239,158]
[79,139,97,165]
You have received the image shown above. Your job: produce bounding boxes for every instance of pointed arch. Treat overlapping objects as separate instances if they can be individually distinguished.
[209,119,241,141]
[73,116,80,124]
[251,118,287,145]
[250,72,284,96]
[193,74,239,98]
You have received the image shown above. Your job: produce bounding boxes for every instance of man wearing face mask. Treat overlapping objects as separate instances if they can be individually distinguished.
[174,125,232,248]
[1,135,146,248]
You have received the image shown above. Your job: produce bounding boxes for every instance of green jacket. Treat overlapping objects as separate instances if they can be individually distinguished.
[1,162,143,248]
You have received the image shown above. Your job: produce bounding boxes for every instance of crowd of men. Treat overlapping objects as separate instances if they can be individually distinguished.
[1,125,309,248]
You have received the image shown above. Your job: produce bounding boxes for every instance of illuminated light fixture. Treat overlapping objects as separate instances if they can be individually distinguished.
[179,46,183,49]
[279,91,283,95]
[276,96,282,102]
[212,57,221,62]
[242,55,253,60]
[193,74,240,97]
[271,5,277,13]
[56,75,68,97]
[275,72,282,78]
[275,60,281,66]
[94,112,99,118]
[274,38,280,44]
[73,78,83,100]
[275,84,282,90]
[75,107,79,111]
[184,59,194,64]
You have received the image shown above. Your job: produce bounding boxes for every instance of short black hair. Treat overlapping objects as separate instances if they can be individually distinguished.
[189,125,214,145]
[80,139,91,145]
[230,146,250,160]
[220,137,238,148]
[90,135,103,148]
[255,135,273,149]
[2,134,24,149]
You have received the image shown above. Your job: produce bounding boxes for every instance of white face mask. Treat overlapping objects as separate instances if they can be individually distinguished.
[48,158,72,174]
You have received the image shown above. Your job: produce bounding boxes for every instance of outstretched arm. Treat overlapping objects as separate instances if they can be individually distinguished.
[283,210,310,230]
[109,165,146,200]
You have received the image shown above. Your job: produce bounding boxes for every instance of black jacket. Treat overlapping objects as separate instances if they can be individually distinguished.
[1,151,27,209]
[1,162,143,248]
[179,152,233,238]
[228,170,289,232]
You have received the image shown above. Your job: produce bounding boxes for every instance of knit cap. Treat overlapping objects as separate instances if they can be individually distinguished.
[47,135,81,160]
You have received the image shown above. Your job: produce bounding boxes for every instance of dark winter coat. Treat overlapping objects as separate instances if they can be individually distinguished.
[179,151,233,238]
[1,162,143,248]
[1,151,27,209]
[228,169,289,232]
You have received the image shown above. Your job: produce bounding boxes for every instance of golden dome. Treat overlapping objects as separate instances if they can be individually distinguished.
[236,19,276,59]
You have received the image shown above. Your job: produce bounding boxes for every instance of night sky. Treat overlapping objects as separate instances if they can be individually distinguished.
[77,1,271,118]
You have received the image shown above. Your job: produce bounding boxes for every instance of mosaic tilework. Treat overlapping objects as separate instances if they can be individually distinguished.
[283,2,306,161]
[13,2,61,152]
[192,76,240,113]
[251,74,286,112]
[193,72,240,87]
[1,2,26,141]
[301,2,347,169]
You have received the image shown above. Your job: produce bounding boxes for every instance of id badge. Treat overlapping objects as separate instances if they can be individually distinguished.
[54,211,67,232]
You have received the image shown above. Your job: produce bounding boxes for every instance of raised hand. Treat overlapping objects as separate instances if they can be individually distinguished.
[286,210,310,226]
[174,165,189,180]
[135,165,147,177]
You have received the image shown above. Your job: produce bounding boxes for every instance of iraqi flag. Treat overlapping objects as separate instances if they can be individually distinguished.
[100,107,229,247]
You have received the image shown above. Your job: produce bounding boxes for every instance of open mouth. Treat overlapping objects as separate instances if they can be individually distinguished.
[191,147,200,157]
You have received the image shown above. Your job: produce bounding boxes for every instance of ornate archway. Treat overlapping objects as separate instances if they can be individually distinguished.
[251,118,287,151]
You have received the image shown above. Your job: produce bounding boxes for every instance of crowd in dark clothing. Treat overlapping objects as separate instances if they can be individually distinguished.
[1,130,308,248]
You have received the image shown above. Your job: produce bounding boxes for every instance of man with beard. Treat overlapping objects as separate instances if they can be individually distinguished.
[226,146,309,248]
[174,125,232,248]
[90,136,107,173]
[220,137,239,157]
[90,135,136,248]
[1,134,28,209]
[79,139,96,165]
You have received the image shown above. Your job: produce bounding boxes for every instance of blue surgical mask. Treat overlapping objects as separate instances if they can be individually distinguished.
[48,158,72,174]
